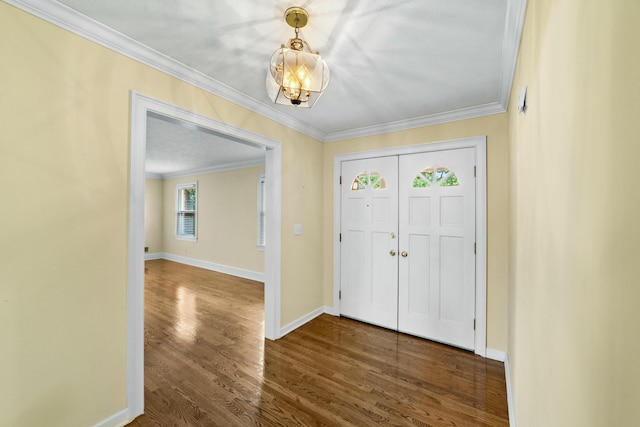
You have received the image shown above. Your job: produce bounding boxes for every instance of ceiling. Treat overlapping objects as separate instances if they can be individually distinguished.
[10,0,526,176]
[145,113,266,178]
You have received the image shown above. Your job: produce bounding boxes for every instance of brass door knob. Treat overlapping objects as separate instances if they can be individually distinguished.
[401,251,408,257]
[390,250,397,256]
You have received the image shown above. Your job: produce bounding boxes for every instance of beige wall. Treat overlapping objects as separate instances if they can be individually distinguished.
[145,178,164,254]
[507,0,640,425]
[9,0,638,424]
[0,3,324,425]
[323,114,510,351]
[281,135,325,326]
[161,166,265,274]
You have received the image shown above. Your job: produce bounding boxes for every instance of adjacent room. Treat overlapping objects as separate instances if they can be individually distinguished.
[2,1,638,426]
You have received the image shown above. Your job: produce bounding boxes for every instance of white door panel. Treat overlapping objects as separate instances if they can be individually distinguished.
[398,148,476,350]
[340,156,398,329]
[340,148,476,351]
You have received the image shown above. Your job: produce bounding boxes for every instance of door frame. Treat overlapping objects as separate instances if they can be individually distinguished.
[127,92,282,419]
[333,136,487,356]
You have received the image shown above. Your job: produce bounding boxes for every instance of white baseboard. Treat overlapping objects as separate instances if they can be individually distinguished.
[279,306,325,338]
[144,252,163,261]
[93,408,130,427]
[486,348,507,362]
[505,353,515,427]
[323,305,339,316]
[151,253,265,282]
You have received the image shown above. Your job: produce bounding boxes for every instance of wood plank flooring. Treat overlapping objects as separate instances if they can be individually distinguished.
[127,259,508,426]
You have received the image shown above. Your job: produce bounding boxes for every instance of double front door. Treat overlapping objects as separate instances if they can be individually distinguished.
[340,148,476,350]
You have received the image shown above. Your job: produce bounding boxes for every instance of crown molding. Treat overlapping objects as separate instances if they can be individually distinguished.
[152,158,265,180]
[6,0,527,143]
[498,0,528,110]
[324,102,506,143]
[144,172,163,180]
[4,0,326,141]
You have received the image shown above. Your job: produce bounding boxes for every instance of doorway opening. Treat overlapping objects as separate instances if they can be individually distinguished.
[127,92,282,419]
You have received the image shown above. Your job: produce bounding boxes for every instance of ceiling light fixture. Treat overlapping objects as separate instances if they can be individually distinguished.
[266,7,330,108]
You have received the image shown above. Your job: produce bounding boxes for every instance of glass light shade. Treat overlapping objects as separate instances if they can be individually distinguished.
[267,47,330,108]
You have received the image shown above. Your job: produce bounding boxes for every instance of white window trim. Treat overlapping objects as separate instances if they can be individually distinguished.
[176,181,198,241]
[257,174,266,250]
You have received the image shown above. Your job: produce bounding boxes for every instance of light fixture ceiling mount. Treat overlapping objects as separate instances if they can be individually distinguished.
[284,7,308,29]
[266,7,330,108]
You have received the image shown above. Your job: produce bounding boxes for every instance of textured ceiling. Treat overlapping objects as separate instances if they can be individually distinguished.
[11,0,525,175]
[53,0,522,134]
[145,114,265,177]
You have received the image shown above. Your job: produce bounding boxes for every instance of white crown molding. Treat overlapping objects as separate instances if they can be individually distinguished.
[4,0,326,141]
[6,0,527,143]
[154,158,265,180]
[498,0,529,110]
[324,102,506,143]
[144,172,163,180]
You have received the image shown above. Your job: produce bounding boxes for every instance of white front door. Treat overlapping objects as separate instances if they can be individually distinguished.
[398,148,476,350]
[340,156,399,329]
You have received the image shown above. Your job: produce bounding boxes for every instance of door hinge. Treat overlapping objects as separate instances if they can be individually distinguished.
[340,176,342,185]
[474,242,476,254]
[339,233,342,242]
[474,166,477,177]
[474,319,476,330]
[339,290,342,300]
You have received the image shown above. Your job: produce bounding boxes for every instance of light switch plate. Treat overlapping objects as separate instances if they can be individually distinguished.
[294,224,302,235]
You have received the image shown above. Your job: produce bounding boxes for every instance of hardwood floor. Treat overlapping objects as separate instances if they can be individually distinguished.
[127,259,508,426]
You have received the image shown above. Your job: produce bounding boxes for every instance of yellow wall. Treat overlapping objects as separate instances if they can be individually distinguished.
[281,130,326,326]
[144,178,164,254]
[323,114,510,351]
[507,0,640,425]
[161,166,265,274]
[0,3,324,425]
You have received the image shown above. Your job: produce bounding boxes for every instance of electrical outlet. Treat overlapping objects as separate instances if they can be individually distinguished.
[144,247,149,253]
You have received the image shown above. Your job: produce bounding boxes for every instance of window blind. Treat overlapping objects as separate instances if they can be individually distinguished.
[177,183,197,238]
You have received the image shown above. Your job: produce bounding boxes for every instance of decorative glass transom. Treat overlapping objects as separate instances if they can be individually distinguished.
[351,171,387,191]
[413,166,459,188]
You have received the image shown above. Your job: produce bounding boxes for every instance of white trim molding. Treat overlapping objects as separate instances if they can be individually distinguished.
[280,307,325,338]
[486,348,507,362]
[323,305,340,317]
[324,103,505,143]
[3,0,324,140]
[128,92,282,422]
[333,136,488,356]
[159,159,266,180]
[144,252,164,261]
[498,0,529,111]
[92,409,130,427]
[505,353,516,427]
[160,253,265,283]
[6,0,527,143]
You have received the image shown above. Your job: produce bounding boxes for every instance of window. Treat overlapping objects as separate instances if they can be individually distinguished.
[350,170,387,191]
[412,166,460,188]
[176,182,197,240]
[257,174,266,249]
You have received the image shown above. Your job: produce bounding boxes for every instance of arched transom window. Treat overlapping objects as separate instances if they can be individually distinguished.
[350,171,387,191]
[413,166,460,188]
